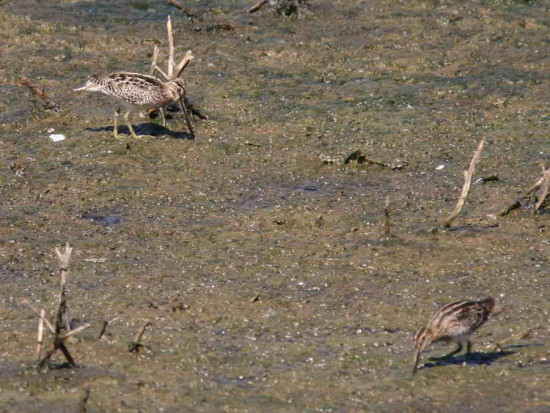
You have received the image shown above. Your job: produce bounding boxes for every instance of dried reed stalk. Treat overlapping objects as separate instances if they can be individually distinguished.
[443,138,485,228]
[33,244,91,369]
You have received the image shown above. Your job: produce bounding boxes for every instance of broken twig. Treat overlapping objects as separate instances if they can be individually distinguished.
[248,0,269,13]
[499,166,550,216]
[128,322,151,353]
[33,243,91,369]
[383,196,391,238]
[443,138,485,228]
[98,320,108,339]
[167,0,196,20]
[77,387,91,413]
[16,76,61,113]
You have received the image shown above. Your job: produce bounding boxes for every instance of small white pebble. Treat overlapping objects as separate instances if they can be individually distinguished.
[436,164,445,170]
[49,134,66,142]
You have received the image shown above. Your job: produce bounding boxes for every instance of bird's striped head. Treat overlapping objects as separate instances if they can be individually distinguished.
[414,327,435,353]
[164,79,187,102]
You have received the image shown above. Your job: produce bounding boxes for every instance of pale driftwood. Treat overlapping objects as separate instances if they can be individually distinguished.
[443,138,486,228]
[149,17,197,136]
[175,50,194,79]
[167,17,175,79]
[37,309,45,359]
[151,18,194,82]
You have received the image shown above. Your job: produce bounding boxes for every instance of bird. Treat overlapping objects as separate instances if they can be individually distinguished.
[412,297,495,374]
[74,72,194,139]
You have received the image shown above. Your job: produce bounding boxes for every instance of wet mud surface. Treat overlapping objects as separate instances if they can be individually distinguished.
[1,0,549,411]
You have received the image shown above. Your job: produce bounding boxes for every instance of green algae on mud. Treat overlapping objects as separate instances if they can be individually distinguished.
[1,0,550,411]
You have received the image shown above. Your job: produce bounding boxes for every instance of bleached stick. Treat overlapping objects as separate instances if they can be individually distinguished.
[26,302,55,334]
[175,50,195,78]
[61,323,91,340]
[150,45,160,75]
[535,166,550,211]
[443,138,485,228]
[37,309,45,359]
[167,16,175,78]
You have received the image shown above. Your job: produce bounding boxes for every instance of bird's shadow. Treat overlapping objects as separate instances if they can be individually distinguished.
[86,123,194,140]
[421,350,514,370]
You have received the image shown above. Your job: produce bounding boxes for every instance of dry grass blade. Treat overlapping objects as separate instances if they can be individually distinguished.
[443,138,486,228]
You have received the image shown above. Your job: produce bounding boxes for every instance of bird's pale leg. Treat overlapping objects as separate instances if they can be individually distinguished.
[179,98,194,137]
[159,107,166,127]
[124,111,141,139]
[113,110,125,140]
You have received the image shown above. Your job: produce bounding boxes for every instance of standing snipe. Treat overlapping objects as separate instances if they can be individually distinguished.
[74,72,194,139]
[412,297,495,374]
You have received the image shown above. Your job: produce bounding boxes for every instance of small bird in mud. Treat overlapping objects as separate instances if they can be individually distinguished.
[412,297,495,374]
[74,72,194,139]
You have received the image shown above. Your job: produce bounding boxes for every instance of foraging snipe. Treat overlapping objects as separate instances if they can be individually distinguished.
[74,72,194,139]
[412,297,495,374]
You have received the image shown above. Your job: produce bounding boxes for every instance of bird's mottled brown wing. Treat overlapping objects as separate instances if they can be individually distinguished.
[432,298,494,337]
[101,73,167,106]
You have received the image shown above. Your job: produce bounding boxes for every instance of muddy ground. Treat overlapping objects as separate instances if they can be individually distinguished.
[1,0,549,411]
